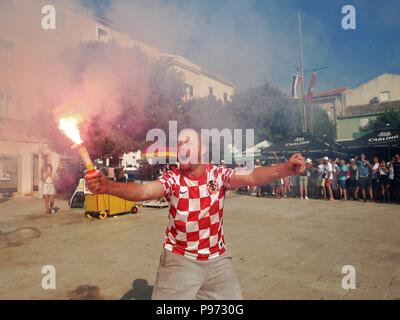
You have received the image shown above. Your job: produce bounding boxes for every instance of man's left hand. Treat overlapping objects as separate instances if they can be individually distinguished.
[285,153,305,175]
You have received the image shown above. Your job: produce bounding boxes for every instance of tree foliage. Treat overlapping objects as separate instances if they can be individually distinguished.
[360,112,400,132]
[230,83,302,143]
[310,105,336,143]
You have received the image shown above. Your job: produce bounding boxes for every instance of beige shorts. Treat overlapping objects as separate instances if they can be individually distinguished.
[299,176,308,187]
[152,248,243,300]
[317,178,325,187]
[43,183,56,195]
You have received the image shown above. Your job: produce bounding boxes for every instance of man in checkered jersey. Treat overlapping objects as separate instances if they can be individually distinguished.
[85,129,305,299]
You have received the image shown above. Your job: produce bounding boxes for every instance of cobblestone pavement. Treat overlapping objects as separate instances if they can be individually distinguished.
[1,193,399,300]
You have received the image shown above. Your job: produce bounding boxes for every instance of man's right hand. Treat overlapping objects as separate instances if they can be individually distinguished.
[85,171,109,194]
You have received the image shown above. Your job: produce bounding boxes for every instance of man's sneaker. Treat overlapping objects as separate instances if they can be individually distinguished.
[305,196,309,200]
[300,197,304,200]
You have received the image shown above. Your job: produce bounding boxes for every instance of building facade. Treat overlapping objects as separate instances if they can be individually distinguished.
[312,87,348,121]
[0,0,234,196]
[344,73,400,106]
[312,73,400,141]
[336,100,400,141]
[161,54,234,103]
[0,119,61,196]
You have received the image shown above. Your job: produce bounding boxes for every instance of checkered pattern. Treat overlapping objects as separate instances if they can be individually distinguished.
[157,164,233,260]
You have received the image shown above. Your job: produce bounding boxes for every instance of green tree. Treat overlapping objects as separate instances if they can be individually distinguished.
[230,83,302,143]
[360,112,400,132]
[310,106,336,143]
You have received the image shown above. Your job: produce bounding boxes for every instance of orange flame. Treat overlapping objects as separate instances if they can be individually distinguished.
[58,117,83,145]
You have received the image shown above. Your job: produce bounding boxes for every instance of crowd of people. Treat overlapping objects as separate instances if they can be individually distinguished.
[236,153,400,204]
[110,152,400,205]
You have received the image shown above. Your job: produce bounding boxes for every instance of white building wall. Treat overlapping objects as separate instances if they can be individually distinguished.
[0,140,60,196]
[164,54,234,103]
[345,73,400,106]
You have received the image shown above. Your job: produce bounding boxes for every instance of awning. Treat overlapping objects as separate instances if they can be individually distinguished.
[262,134,341,156]
[339,129,400,150]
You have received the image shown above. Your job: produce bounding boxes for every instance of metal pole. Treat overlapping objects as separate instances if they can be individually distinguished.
[298,10,307,132]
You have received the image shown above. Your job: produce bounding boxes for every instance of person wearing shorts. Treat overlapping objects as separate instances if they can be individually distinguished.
[42,164,56,216]
[316,158,326,199]
[379,160,391,202]
[391,154,400,203]
[274,177,283,199]
[323,156,334,201]
[299,158,312,199]
[282,175,290,198]
[338,159,348,200]
[371,157,380,196]
[289,174,297,197]
[356,154,373,202]
[85,129,306,300]
[348,158,360,200]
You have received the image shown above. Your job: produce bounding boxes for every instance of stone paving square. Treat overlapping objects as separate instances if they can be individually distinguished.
[0,193,399,300]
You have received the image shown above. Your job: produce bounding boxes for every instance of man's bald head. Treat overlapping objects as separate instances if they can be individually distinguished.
[177,128,207,169]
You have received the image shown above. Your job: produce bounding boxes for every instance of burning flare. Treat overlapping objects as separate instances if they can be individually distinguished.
[58,117,83,145]
[58,117,95,173]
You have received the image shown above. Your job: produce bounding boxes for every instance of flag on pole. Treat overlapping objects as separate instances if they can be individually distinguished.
[291,73,302,99]
[306,72,317,104]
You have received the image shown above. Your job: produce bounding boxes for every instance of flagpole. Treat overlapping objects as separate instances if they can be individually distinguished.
[298,10,307,132]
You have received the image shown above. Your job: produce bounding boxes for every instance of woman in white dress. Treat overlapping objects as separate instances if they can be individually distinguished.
[42,164,56,216]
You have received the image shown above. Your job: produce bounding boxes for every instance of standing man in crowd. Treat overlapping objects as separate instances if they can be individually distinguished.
[356,154,374,202]
[323,156,334,201]
[316,158,326,199]
[348,158,360,200]
[392,154,400,203]
[378,160,391,202]
[338,159,348,200]
[371,157,381,198]
[299,158,311,200]
[85,129,305,300]
[331,158,340,199]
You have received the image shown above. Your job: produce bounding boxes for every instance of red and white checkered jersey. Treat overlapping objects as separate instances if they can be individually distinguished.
[157,163,233,260]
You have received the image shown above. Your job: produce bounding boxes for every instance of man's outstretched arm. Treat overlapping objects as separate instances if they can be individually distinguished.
[229,153,305,189]
[85,171,165,201]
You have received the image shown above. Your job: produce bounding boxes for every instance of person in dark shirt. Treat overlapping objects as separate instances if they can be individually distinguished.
[378,160,391,203]
[338,159,348,200]
[348,158,360,200]
[393,154,400,178]
[392,154,400,203]
[355,154,373,202]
